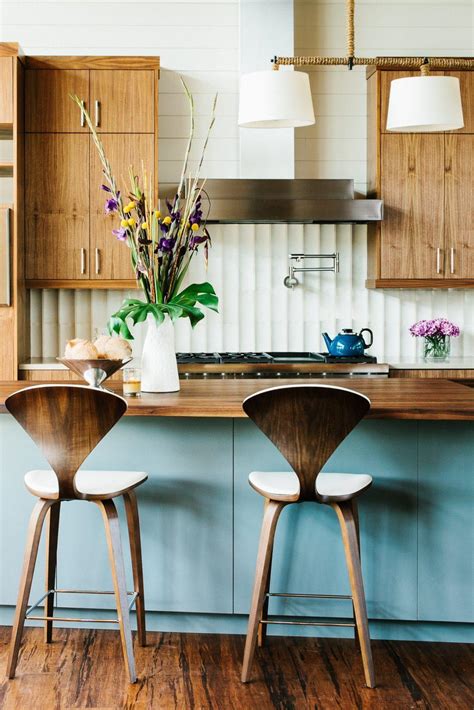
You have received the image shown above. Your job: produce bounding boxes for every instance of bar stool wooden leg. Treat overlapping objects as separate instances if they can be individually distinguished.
[242,500,285,683]
[7,499,54,678]
[96,499,137,684]
[123,490,146,647]
[332,501,375,688]
[350,498,361,652]
[257,499,272,648]
[44,502,61,643]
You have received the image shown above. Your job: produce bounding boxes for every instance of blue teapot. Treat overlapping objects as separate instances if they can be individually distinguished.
[322,328,373,357]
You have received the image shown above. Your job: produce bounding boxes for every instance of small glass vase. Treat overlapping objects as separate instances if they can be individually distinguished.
[423,335,451,361]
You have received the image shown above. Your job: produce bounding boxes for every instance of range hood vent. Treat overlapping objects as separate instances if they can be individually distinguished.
[200,179,383,224]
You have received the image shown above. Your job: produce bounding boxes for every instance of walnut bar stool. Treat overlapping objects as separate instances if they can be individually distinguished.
[5,384,147,684]
[241,384,375,688]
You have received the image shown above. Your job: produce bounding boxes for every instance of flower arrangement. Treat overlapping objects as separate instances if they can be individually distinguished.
[409,318,460,360]
[71,80,218,340]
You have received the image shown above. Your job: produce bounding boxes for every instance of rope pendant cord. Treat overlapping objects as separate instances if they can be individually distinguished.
[347,0,355,60]
[273,0,473,72]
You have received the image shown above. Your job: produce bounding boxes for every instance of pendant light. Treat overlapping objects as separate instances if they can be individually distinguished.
[386,62,464,132]
[240,0,471,131]
[238,69,315,128]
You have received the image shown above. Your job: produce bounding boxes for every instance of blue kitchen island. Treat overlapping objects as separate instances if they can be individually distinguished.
[0,378,473,642]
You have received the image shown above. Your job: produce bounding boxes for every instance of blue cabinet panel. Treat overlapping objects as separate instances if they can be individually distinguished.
[0,417,234,615]
[234,419,418,621]
[418,422,474,623]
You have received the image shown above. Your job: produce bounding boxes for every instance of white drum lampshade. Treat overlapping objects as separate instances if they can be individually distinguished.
[386,75,464,132]
[238,70,315,128]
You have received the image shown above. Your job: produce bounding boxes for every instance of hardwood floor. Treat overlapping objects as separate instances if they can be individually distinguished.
[0,628,472,709]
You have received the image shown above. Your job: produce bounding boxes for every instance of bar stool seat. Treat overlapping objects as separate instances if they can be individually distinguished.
[249,470,372,503]
[24,469,148,500]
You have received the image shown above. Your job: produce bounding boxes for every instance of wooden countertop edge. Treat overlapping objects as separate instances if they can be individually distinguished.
[0,378,473,420]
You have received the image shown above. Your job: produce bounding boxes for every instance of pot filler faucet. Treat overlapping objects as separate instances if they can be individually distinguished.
[284,252,340,288]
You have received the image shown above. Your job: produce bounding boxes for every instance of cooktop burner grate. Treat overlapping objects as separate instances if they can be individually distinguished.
[176,352,378,365]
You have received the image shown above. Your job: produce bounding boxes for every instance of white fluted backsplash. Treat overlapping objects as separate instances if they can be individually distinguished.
[29,224,474,361]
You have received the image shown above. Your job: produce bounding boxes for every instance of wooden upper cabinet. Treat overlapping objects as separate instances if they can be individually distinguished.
[445,134,474,279]
[25,134,89,279]
[89,70,155,133]
[89,133,155,280]
[380,134,445,280]
[0,57,13,126]
[25,69,89,132]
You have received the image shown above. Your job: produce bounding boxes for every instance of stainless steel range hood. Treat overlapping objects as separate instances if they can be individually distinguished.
[201,179,383,224]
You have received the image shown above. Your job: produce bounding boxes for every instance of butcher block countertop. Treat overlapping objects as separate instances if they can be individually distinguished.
[0,378,474,420]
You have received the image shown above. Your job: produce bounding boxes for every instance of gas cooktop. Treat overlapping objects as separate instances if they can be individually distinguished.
[176,352,378,364]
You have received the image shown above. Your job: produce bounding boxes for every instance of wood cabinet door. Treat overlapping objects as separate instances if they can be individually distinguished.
[380,134,445,279]
[90,70,154,133]
[445,134,474,279]
[26,134,90,280]
[446,72,474,134]
[89,133,155,280]
[0,57,13,126]
[25,70,89,132]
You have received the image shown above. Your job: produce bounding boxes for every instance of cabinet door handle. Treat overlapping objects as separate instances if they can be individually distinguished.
[95,248,100,274]
[95,100,100,127]
[80,100,86,127]
[80,248,86,275]
[436,247,442,274]
[450,247,455,274]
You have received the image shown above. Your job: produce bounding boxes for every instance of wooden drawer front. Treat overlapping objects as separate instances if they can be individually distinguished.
[0,57,13,126]
[90,70,154,133]
[25,134,89,280]
[26,70,89,132]
[389,370,474,379]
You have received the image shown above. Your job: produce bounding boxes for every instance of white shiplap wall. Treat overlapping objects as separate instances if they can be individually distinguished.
[1,0,473,359]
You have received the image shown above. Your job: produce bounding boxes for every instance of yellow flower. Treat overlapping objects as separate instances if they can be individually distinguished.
[120,219,129,228]
[127,217,136,227]
[141,222,148,230]
[163,215,172,225]
[191,223,200,232]
[154,210,161,219]
[123,202,135,214]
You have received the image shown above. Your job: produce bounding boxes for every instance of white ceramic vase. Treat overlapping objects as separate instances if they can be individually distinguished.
[141,314,180,393]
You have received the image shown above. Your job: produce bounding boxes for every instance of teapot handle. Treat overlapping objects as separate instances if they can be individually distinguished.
[359,328,373,348]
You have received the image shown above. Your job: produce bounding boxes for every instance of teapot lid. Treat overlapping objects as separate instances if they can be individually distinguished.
[340,328,355,334]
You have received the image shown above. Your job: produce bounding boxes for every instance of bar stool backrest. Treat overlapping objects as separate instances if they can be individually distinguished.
[6,384,127,500]
[243,384,370,501]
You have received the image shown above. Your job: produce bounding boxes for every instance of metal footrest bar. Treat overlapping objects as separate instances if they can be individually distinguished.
[27,615,120,624]
[261,616,355,628]
[267,593,352,600]
[26,588,138,619]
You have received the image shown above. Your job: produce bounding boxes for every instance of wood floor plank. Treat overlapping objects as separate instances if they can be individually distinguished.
[0,627,472,710]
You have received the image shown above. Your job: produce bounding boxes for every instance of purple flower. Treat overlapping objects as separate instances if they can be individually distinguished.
[112,227,127,241]
[189,234,207,249]
[101,184,111,193]
[105,197,119,214]
[159,236,176,253]
[410,318,460,338]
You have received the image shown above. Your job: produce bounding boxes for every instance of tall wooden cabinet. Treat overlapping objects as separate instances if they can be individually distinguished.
[366,68,474,288]
[0,44,27,380]
[24,56,159,288]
